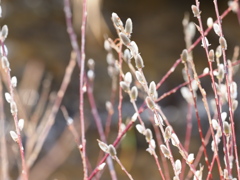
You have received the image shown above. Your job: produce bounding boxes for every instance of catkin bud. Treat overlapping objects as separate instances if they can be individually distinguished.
[181,49,188,63]
[1,56,9,70]
[10,101,18,115]
[191,5,201,18]
[207,17,213,28]
[187,153,195,164]
[66,117,73,125]
[112,12,123,28]
[10,131,18,142]
[1,25,8,41]
[154,113,164,126]
[0,45,8,56]
[106,101,114,114]
[5,92,12,103]
[219,36,227,50]
[149,81,156,97]
[104,40,111,51]
[123,49,131,63]
[87,59,95,70]
[136,124,145,134]
[171,133,180,146]
[232,100,238,111]
[108,144,117,157]
[124,72,132,85]
[129,41,139,57]
[125,18,133,35]
[119,32,131,46]
[11,76,17,87]
[209,49,215,62]
[213,23,221,36]
[223,121,231,136]
[217,64,224,82]
[160,144,171,159]
[98,140,109,153]
[120,81,129,92]
[164,126,172,140]
[145,128,153,142]
[18,119,24,131]
[135,71,144,84]
[97,163,106,171]
[87,70,95,81]
[175,159,182,175]
[212,119,219,130]
[145,96,155,110]
[216,45,222,58]
[130,86,138,101]
[135,54,144,69]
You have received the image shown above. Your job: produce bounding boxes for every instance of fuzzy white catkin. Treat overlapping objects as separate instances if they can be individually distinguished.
[5,92,12,103]
[18,119,24,131]
[207,17,213,28]
[10,131,18,142]
[11,76,17,87]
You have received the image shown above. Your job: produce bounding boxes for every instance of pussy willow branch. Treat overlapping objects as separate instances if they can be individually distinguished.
[0,40,28,180]
[156,5,234,91]
[194,1,227,178]
[117,43,124,136]
[64,1,117,179]
[88,4,235,179]
[213,0,240,178]
[0,76,9,180]
[79,0,88,178]
[149,116,170,179]
[87,79,117,180]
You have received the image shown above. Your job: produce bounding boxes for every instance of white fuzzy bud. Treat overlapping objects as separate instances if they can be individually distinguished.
[171,133,180,146]
[106,101,114,114]
[11,76,17,87]
[213,23,221,36]
[1,56,9,70]
[160,144,171,159]
[97,140,109,153]
[0,25,8,42]
[129,41,139,57]
[108,144,117,157]
[5,92,12,103]
[219,36,227,50]
[207,17,213,28]
[148,81,157,97]
[201,37,211,47]
[10,131,18,142]
[0,44,8,56]
[154,113,164,126]
[125,18,133,35]
[18,119,24,131]
[104,40,111,51]
[97,163,106,171]
[187,153,195,164]
[10,101,18,115]
[175,159,182,175]
[124,72,132,85]
[87,70,95,81]
[136,124,145,134]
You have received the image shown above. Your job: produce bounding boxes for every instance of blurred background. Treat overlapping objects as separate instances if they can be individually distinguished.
[1,0,240,179]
